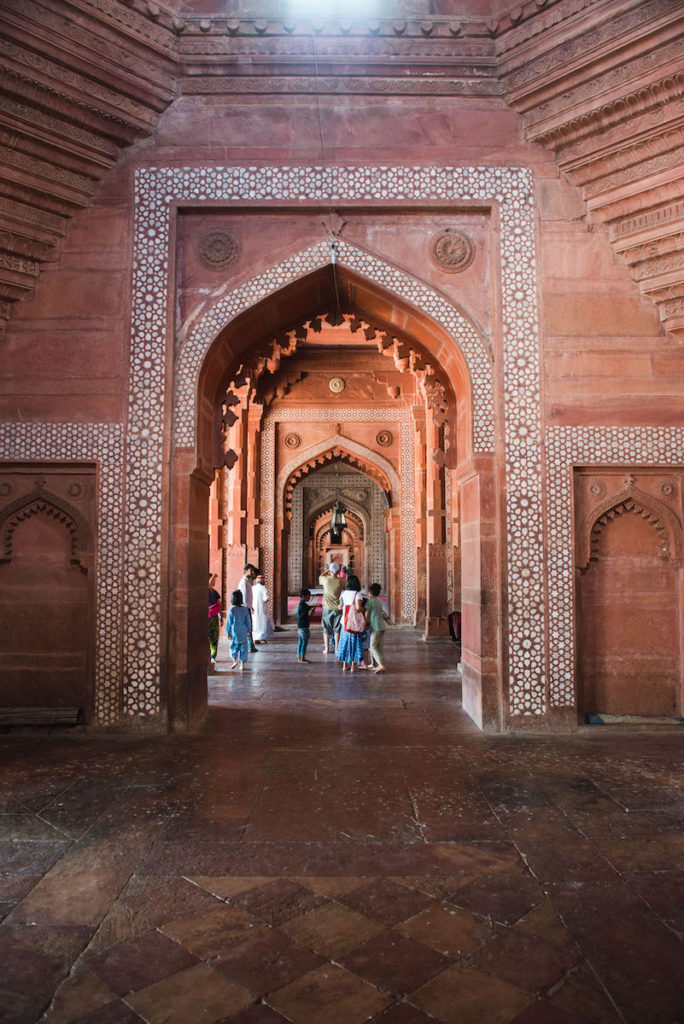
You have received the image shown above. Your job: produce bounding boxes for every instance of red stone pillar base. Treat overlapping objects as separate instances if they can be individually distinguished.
[424,616,452,638]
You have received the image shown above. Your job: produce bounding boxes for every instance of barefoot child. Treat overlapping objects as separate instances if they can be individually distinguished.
[297,588,314,663]
[367,582,387,673]
[225,589,251,671]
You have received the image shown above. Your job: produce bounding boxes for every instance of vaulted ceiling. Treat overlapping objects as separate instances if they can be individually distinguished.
[1,0,683,337]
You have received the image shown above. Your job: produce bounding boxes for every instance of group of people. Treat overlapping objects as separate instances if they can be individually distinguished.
[208,560,388,673]
[208,563,274,672]
[297,561,388,673]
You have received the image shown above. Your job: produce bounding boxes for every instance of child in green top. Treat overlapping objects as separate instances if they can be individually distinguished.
[367,582,387,674]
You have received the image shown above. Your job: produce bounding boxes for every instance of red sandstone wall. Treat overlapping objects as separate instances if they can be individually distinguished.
[2,92,675,429]
[2,90,681,729]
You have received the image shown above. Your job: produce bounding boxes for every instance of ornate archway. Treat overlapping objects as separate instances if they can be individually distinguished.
[171,251,501,729]
[144,164,541,733]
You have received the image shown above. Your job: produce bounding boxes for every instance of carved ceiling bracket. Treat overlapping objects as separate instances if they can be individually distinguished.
[221,308,452,423]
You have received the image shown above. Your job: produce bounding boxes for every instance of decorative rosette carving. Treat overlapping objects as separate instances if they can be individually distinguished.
[376,429,392,447]
[430,229,475,273]
[197,229,242,270]
[284,432,301,449]
[588,480,606,499]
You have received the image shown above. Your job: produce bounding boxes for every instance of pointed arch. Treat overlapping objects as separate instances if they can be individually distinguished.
[0,490,91,572]
[277,435,400,512]
[174,240,493,457]
[578,483,683,569]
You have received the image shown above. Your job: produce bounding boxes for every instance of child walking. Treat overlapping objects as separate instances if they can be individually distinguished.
[225,589,251,671]
[367,582,387,673]
[297,588,313,663]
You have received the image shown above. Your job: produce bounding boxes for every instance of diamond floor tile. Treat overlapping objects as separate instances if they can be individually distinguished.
[337,928,452,994]
[124,962,253,1024]
[267,963,391,1024]
[411,963,533,1024]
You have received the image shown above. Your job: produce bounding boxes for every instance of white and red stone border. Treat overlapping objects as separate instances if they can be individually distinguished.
[128,164,542,717]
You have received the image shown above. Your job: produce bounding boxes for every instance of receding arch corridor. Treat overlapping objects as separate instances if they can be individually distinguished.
[1,632,683,1024]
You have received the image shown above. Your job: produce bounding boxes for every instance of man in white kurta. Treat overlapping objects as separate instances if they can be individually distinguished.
[252,575,274,642]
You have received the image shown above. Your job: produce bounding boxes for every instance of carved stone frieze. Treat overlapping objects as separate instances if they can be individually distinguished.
[501,0,675,91]
[180,76,502,97]
[531,75,684,152]
[495,0,606,57]
[76,0,176,52]
[176,16,494,42]
[4,0,176,88]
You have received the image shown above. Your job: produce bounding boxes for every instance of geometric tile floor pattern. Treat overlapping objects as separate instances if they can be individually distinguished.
[0,632,683,1024]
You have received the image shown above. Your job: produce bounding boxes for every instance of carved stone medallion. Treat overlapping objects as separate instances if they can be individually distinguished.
[430,228,475,273]
[376,429,392,447]
[284,432,301,449]
[588,480,606,499]
[329,377,345,393]
[196,229,242,271]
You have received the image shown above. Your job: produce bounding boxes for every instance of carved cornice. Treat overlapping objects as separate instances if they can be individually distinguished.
[73,0,177,52]
[4,0,176,91]
[0,0,683,343]
[566,131,684,195]
[501,0,679,93]
[495,0,616,56]
[181,76,501,97]
[529,71,684,151]
[174,16,492,42]
[0,0,176,312]
[176,14,499,95]
[500,0,684,338]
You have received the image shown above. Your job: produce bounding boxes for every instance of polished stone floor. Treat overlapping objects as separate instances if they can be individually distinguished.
[1,631,683,1024]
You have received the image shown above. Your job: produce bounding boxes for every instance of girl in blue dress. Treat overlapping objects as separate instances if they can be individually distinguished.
[225,589,252,671]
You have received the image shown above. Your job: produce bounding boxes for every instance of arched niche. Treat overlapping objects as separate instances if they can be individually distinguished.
[0,490,94,716]
[576,486,683,720]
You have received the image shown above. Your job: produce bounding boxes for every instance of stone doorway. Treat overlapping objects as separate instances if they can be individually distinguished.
[171,261,501,731]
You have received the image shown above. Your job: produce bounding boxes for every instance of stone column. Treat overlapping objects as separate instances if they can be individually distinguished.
[413,406,427,627]
[168,448,212,731]
[424,411,450,638]
[456,454,501,731]
[224,397,248,593]
[245,401,262,570]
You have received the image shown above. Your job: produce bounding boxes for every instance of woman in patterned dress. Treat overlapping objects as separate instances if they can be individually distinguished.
[336,574,367,672]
